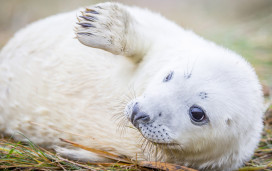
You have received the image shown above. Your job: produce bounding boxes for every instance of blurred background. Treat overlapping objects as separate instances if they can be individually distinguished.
[0,0,271,92]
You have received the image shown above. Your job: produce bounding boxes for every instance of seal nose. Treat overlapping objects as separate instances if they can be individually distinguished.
[131,102,150,128]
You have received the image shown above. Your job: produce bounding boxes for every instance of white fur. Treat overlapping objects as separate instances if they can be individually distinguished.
[0,2,264,170]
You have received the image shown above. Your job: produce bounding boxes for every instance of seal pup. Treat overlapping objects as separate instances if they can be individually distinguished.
[0,2,264,170]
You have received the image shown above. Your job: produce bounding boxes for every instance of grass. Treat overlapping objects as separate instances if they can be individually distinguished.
[0,137,195,171]
[240,106,272,171]
[0,138,132,170]
[0,102,271,170]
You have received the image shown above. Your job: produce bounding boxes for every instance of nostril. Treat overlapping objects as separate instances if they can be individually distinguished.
[133,112,150,126]
[130,102,150,127]
[130,102,139,123]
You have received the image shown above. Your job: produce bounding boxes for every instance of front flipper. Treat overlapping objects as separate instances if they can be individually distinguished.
[75,2,151,62]
[75,3,133,54]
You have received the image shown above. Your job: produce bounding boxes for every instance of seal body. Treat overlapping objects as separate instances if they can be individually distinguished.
[0,2,264,170]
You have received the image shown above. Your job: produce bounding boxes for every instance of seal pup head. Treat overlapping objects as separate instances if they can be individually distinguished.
[124,49,264,170]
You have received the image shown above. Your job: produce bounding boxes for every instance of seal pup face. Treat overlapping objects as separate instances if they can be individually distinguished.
[125,66,215,146]
[124,51,264,169]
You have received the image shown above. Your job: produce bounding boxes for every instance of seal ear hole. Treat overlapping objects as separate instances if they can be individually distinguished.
[226,118,232,126]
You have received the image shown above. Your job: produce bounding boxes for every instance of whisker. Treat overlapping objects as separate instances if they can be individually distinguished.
[168,143,177,163]
[189,56,199,77]
[155,143,158,163]
[112,84,139,138]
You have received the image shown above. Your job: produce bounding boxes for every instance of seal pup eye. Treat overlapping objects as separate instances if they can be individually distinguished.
[189,105,208,125]
[163,71,174,82]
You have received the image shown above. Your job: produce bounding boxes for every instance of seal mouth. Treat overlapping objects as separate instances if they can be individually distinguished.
[153,142,179,146]
[145,140,182,151]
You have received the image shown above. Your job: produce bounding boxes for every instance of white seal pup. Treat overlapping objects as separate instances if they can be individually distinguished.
[0,2,264,170]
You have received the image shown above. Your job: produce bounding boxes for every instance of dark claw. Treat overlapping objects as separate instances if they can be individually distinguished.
[85,9,99,14]
[77,23,95,28]
[79,15,97,22]
[77,32,93,36]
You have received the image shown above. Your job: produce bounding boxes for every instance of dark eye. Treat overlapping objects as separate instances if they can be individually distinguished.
[163,71,174,82]
[189,105,207,124]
